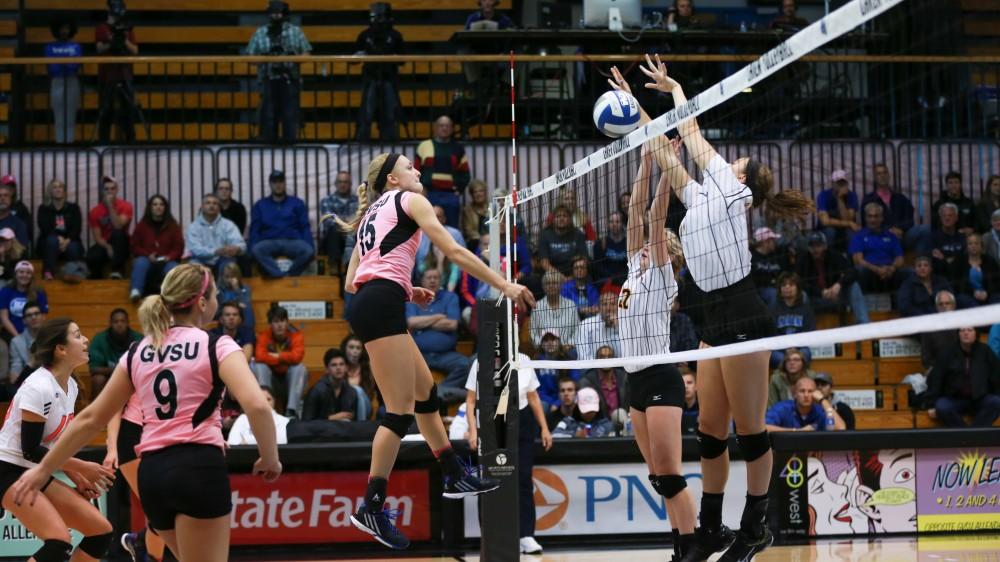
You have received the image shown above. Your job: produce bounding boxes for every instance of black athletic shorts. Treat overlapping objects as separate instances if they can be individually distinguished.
[137,444,231,531]
[347,279,409,344]
[629,364,685,412]
[0,460,54,500]
[689,275,776,347]
[117,419,143,466]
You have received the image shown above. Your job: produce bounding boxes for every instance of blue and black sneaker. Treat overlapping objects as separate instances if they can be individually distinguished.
[350,504,410,550]
[442,457,501,499]
[120,531,148,562]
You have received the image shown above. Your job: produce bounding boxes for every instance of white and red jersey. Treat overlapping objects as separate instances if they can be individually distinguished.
[0,367,78,468]
[351,189,423,300]
[120,326,242,456]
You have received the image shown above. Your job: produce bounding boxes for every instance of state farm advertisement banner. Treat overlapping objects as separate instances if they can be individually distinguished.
[463,462,747,537]
[131,470,431,544]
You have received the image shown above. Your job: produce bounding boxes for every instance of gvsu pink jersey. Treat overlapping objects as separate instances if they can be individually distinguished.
[352,190,422,299]
[119,327,242,456]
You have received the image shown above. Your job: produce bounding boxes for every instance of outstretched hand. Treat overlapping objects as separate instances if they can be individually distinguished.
[411,287,435,307]
[607,66,632,95]
[639,53,680,93]
[504,282,536,313]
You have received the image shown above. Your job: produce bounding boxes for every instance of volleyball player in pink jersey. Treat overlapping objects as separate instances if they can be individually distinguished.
[103,395,172,562]
[0,318,116,562]
[13,264,282,562]
[336,152,534,549]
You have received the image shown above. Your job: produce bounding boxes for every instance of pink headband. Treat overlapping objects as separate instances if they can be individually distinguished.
[176,270,211,309]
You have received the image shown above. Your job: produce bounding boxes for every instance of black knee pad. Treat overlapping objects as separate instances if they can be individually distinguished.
[33,539,73,562]
[414,384,441,414]
[381,412,415,439]
[736,431,771,462]
[77,532,113,559]
[697,429,729,460]
[652,474,688,499]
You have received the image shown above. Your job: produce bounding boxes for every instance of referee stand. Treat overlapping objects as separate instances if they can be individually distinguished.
[474,298,520,561]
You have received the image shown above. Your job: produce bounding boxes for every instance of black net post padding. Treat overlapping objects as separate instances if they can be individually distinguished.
[475,297,520,561]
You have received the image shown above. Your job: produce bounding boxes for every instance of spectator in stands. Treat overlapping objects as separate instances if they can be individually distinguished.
[931,203,967,276]
[816,170,861,252]
[984,209,1000,263]
[574,289,620,361]
[250,169,314,278]
[354,1,404,142]
[219,261,256,333]
[254,305,307,418]
[246,0,311,143]
[813,372,855,430]
[531,272,580,349]
[681,367,698,433]
[580,345,628,422]
[458,233,493,329]
[129,194,184,301]
[186,192,247,281]
[561,256,599,319]
[798,231,871,324]
[552,387,613,438]
[952,233,1000,307]
[539,205,588,277]
[36,178,85,282]
[535,330,579,411]
[669,298,698,354]
[406,268,469,404]
[975,175,1000,234]
[617,192,631,226]
[210,301,256,361]
[768,347,815,408]
[770,0,809,31]
[88,308,142,398]
[931,171,976,234]
[861,163,930,253]
[545,190,597,243]
[10,301,43,381]
[342,334,377,420]
[926,326,1000,428]
[0,228,24,287]
[46,19,81,144]
[0,177,32,246]
[227,386,290,446]
[495,210,531,281]
[594,211,627,284]
[771,272,815,366]
[86,174,132,279]
[0,180,29,251]
[415,115,470,227]
[416,205,466,271]
[95,0,138,142]
[546,376,583,429]
[666,0,706,29]
[303,348,358,422]
[319,171,358,281]
[461,180,489,252]
[215,177,248,236]
[466,0,514,28]
[766,376,847,432]
[0,261,47,340]
[417,240,460,294]
[897,256,953,317]
[920,290,958,372]
[851,202,907,292]
[751,226,788,307]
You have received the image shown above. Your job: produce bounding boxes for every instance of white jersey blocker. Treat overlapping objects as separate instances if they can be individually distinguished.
[618,252,678,373]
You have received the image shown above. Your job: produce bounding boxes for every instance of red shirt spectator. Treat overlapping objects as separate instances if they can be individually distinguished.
[130,216,183,262]
[88,192,133,240]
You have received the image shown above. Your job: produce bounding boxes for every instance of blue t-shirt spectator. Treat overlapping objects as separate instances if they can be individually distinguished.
[209,323,256,349]
[560,279,599,318]
[465,10,515,29]
[0,214,29,250]
[765,399,829,431]
[848,227,902,267]
[406,289,461,353]
[816,188,859,222]
[0,286,48,334]
[45,40,81,77]
[249,194,313,248]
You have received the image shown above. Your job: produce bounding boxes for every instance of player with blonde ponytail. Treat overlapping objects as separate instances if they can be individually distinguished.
[13,263,282,562]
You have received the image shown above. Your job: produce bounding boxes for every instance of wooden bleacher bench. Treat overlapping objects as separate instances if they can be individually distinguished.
[854,410,914,430]
[24,25,462,46]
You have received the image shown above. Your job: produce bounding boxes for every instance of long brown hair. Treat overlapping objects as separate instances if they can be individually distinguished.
[30,317,74,368]
[332,153,392,233]
[138,263,214,348]
[747,163,814,220]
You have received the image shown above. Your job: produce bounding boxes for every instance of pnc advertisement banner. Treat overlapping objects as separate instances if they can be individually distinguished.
[463,462,747,537]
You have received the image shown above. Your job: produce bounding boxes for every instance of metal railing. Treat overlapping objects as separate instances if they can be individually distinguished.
[1,54,997,145]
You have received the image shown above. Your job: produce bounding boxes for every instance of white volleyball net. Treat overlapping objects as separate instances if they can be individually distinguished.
[501,0,1000,375]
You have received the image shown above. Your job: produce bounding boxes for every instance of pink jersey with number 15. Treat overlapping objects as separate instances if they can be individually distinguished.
[119,326,242,456]
[351,190,423,300]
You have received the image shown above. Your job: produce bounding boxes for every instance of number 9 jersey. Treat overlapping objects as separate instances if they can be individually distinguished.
[119,327,243,456]
[351,190,423,300]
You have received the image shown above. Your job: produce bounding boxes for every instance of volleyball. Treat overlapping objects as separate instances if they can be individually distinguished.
[592,90,642,138]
